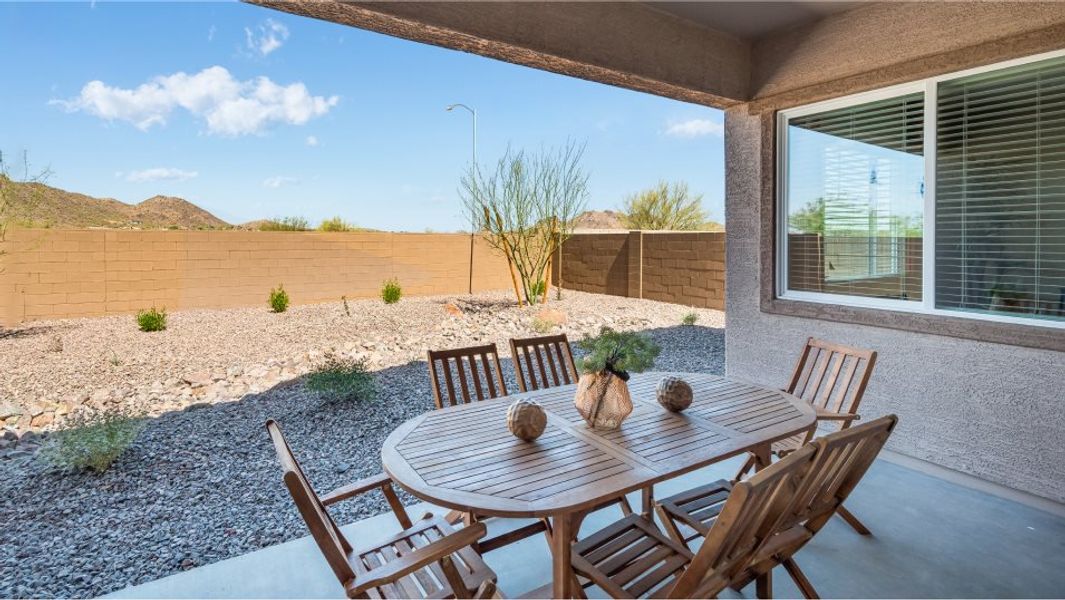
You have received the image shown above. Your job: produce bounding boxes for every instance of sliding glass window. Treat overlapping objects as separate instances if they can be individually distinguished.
[779,50,1065,327]
[783,93,925,302]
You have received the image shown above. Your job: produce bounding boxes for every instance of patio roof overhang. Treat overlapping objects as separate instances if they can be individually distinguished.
[249,1,1065,114]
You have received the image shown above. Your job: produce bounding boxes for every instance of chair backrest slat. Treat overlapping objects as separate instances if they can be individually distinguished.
[670,444,818,598]
[510,334,579,393]
[266,420,355,585]
[427,344,507,409]
[786,337,878,423]
[669,414,898,598]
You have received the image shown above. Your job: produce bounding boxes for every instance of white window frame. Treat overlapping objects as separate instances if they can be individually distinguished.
[776,48,1065,330]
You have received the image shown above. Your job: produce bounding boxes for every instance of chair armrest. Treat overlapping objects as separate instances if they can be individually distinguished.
[320,472,393,505]
[350,522,488,594]
[815,409,860,422]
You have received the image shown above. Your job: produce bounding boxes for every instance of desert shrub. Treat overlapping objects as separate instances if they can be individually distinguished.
[620,181,710,231]
[319,216,358,232]
[41,410,143,473]
[381,278,402,304]
[341,295,351,317]
[269,284,290,313]
[306,355,375,402]
[531,316,555,334]
[136,307,167,332]
[682,312,698,326]
[259,216,309,231]
[578,326,660,376]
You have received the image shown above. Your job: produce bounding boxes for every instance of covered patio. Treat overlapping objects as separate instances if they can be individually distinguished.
[104,1,1065,598]
[111,454,1065,598]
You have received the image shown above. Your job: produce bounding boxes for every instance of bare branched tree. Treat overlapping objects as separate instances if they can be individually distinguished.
[460,142,589,305]
[0,150,52,272]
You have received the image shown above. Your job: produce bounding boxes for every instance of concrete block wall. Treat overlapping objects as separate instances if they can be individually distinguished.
[554,231,725,309]
[0,229,513,324]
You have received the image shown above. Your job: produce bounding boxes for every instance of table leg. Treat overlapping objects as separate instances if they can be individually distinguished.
[551,512,576,598]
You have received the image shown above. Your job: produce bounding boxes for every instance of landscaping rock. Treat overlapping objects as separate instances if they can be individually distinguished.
[0,290,725,598]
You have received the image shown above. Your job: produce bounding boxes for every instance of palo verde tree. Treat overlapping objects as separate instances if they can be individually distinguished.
[620,181,709,231]
[460,142,589,305]
[0,150,52,272]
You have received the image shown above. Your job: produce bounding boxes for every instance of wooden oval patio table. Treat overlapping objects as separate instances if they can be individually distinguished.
[381,372,816,598]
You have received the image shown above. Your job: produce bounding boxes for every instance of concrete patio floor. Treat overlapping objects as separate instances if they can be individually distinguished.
[108,454,1065,599]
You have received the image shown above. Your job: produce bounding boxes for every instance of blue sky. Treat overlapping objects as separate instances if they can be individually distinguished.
[0,1,724,231]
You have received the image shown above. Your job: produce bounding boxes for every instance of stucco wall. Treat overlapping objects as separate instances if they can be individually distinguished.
[724,107,1065,504]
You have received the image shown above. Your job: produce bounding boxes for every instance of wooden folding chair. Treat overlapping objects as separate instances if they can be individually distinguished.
[736,337,878,534]
[427,344,508,410]
[509,334,636,519]
[266,420,498,599]
[655,415,898,598]
[570,444,819,598]
[509,334,579,392]
[426,343,552,553]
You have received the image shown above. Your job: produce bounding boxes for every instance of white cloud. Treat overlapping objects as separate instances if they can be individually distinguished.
[207,25,216,42]
[125,168,198,183]
[664,118,724,138]
[263,175,298,189]
[52,66,339,136]
[245,19,289,56]
[305,135,319,147]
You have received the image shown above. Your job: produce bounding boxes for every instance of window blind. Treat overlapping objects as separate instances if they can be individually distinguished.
[786,94,925,301]
[936,55,1065,320]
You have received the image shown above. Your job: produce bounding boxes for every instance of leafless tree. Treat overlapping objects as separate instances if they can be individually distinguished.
[460,142,589,305]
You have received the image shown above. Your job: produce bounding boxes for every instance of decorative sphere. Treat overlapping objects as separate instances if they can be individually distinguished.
[507,399,547,441]
[656,376,693,412]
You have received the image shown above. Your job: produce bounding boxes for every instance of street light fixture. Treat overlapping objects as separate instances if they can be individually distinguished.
[445,103,477,166]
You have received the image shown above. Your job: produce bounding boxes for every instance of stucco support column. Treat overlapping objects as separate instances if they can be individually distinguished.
[723,106,769,377]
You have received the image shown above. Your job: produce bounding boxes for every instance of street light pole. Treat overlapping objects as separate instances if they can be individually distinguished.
[446,103,477,294]
[445,103,477,166]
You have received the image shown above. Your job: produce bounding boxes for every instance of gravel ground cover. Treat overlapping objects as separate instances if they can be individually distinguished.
[0,290,724,599]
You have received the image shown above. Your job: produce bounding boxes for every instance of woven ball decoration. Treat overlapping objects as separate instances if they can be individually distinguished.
[656,376,693,412]
[507,399,548,441]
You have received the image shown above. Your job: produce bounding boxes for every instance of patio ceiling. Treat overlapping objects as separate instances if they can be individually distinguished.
[248,1,1065,111]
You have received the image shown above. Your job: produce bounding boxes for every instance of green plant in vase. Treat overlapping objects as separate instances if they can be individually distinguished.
[574,327,660,429]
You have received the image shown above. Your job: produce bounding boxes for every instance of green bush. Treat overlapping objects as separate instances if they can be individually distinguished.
[578,326,660,377]
[41,410,143,473]
[318,216,358,232]
[259,216,309,231]
[136,307,167,332]
[531,316,555,334]
[269,284,290,313]
[682,312,698,326]
[381,278,402,304]
[306,355,375,402]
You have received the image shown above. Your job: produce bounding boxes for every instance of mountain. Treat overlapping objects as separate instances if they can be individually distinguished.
[0,176,230,229]
[572,210,625,230]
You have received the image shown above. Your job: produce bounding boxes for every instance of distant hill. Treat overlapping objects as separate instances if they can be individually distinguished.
[572,210,625,230]
[0,176,230,229]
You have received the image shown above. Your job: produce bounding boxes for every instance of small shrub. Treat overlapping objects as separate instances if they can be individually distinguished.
[319,216,358,232]
[136,307,167,332]
[341,295,351,317]
[41,410,143,473]
[108,350,122,367]
[531,316,554,334]
[528,280,547,303]
[682,312,698,326]
[269,284,290,313]
[306,355,375,402]
[259,216,309,231]
[381,278,402,304]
